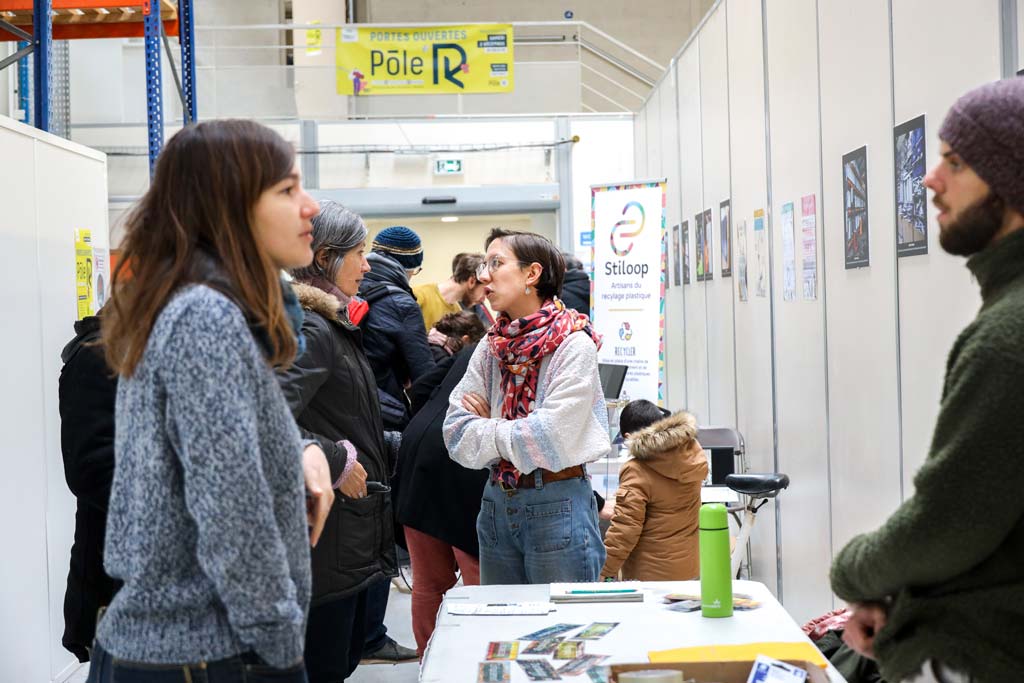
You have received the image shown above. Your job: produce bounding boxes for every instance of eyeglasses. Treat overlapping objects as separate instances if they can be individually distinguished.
[407,267,423,276]
[475,256,530,279]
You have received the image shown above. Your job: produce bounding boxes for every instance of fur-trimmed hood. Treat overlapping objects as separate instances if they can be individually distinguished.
[292,281,345,322]
[627,411,706,483]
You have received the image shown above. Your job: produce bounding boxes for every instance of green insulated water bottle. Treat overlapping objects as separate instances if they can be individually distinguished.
[699,503,733,618]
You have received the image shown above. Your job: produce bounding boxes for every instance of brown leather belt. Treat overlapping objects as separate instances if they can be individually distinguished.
[494,464,586,491]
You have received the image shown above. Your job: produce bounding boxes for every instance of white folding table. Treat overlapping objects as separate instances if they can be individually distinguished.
[420,580,846,682]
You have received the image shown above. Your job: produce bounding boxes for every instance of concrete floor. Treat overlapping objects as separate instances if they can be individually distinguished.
[67,583,420,683]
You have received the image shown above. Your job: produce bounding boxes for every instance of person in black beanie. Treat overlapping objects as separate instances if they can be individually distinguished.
[357,225,436,432]
[559,252,592,317]
[831,77,1024,683]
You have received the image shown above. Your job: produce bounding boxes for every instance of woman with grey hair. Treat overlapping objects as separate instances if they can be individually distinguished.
[278,200,397,682]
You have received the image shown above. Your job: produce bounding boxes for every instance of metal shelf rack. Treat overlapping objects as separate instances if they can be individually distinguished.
[0,0,196,174]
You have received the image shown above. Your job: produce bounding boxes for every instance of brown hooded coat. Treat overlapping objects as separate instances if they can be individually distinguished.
[600,412,708,581]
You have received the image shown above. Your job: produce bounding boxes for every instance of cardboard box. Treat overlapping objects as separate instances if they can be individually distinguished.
[611,660,831,683]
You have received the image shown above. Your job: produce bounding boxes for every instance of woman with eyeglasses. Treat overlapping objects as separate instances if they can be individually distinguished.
[443,228,610,584]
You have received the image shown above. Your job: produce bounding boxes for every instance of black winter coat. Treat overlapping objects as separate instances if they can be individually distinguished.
[394,345,488,557]
[560,268,592,317]
[277,282,397,606]
[58,316,122,662]
[358,252,435,426]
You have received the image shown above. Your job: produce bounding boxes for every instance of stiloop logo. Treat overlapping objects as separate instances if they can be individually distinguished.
[610,201,645,257]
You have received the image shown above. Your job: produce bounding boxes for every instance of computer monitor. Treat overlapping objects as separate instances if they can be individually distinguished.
[598,363,628,400]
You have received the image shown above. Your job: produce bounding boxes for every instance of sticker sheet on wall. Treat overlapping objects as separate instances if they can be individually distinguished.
[753,209,767,297]
[781,201,797,301]
[737,218,749,302]
[694,211,706,281]
[894,115,928,257]
[75,228,94,321]
[720,199,732,278]
[681,220,691,285]
[671,224,682,287]
[801,194,818,300]
[843,145,870,269]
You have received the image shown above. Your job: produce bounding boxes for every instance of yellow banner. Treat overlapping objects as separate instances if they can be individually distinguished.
[335,24,514,95]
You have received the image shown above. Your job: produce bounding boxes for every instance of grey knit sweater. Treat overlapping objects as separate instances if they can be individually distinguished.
[97,285,311,668]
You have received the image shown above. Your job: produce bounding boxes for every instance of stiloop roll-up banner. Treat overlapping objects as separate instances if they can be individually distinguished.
[335,24,515,95]
[591,180,667,405]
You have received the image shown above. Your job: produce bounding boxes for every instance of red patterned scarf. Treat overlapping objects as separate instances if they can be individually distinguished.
[488,298,601,485]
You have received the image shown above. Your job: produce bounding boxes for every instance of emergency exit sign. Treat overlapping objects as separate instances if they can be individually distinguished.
[434,157,464,175]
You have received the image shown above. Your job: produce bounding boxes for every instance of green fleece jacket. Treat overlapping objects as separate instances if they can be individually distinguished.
[830,228,1024,683]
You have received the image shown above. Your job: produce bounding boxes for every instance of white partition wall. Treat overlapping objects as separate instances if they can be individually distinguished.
[763,0,831,623]
[890,0,997,484]
[0,115,110,682]
[660,70,686,410]
[636,0,1007,617]
[698,7,737,430]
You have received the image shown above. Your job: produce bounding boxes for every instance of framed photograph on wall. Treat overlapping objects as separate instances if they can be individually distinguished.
[682,220,690,285]
[671,224,682,287]
[842,145,870,269]
[702,208,714,280]
[894,115,928,257]
[695,212,706,281]
[720,199,732,277]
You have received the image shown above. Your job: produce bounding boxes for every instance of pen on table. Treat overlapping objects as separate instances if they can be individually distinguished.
[568,588,638,594]
[486,603,514,606]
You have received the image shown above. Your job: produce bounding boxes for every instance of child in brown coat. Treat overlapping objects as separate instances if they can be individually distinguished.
[600,400,708,581]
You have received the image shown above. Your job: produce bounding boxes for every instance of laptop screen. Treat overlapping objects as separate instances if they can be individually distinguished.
[598,363,628,400]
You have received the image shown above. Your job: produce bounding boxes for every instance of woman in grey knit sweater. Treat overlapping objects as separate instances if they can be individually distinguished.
[89,120,334,683]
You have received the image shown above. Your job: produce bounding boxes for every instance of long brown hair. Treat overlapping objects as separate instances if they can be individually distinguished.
[103,119,299,376]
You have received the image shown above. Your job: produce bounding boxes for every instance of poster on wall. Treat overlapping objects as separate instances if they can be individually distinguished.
[335,24,515,95]
[94,247,109,311]
[671,224,682,287]
[781,201,797,301]
[694,212,705,281]
[801,194,818,300]
[702,208,714,280]
[591,180,667,404]
[681,220,691,285]
[737,218,749,302]
[894,115,928,257]
[843,145,870,269]
[75,229,94,321]
[720,200,732,278]
[754,209,767,298]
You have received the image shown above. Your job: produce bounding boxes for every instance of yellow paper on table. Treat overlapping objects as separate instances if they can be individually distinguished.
[648,641,829,669]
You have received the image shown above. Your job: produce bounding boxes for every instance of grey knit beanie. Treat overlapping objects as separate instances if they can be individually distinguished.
[938,77,1024,214]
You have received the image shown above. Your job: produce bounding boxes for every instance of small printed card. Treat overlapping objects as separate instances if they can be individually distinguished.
[518,658,562,681]
[486,641,519,660]
[746,654,809,683]
[520,623,583,640]
[575,622,619,640]
[554,640,584,660]
[478,661,510,683]
[558,654,609,676]
[521,637,564,655]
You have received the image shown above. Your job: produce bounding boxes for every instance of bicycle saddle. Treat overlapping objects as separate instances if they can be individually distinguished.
[724,473,790,498]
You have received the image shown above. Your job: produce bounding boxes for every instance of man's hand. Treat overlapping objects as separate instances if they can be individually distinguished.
[302,444,335,548]
[598,497,616,521]
[462,391,491,418]
[339,460,368,500]
[842,602,888,659]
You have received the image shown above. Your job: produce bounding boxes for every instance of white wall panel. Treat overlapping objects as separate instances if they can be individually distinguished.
[634,107,648,177]
[677,45,710,423]
[724,0,777,597]
[818,0,902,555]
[571,117,636,261]
[660,68,686,410]
[891,0,996,487]
[645,87,663,182]
[698,5,737,429]
[764,0,831,623]
[0,115,110,682]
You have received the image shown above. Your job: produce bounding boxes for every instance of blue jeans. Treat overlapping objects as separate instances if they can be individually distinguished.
[477,473,605,584]
[86,643,307,683]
